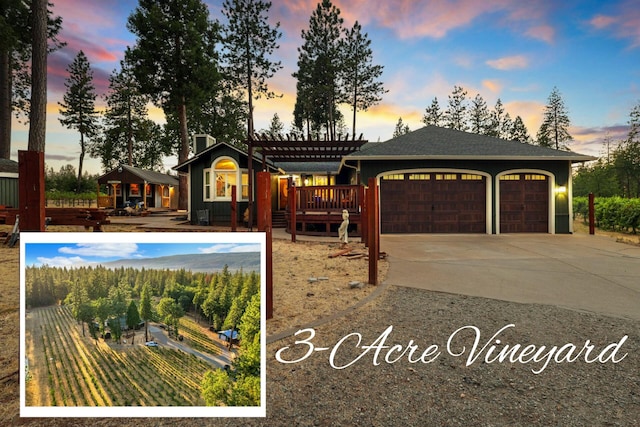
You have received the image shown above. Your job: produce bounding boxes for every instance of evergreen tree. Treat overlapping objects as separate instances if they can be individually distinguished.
[90,60,168,171]
[486,98,505,138]
[422,97,442,127]
[140,283,153,342]
[293,0,344,139]
[613,101,640,197]
[220,0,282,137]
[469,93,490,135]
[264,113,284,136]
[127,0,222,210]
[536,86,572,150]
[443,85,468,131]
[339,20,386,137]
[392,117,410,138]
[501,112,513,140]
[58,50,99,189]
[126,300,141,345]
[510,116,531,143]
[1,1,63,157]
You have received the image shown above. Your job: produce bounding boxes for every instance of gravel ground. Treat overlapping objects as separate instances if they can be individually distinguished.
[3,224,639,426]
[12,286,640,427]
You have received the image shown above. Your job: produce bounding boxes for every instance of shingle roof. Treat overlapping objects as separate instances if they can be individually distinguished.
[98,164,179,185]
[345,126,595,162]
[0,159,19,174]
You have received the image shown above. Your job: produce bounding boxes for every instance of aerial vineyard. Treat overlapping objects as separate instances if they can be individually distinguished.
[26,305,214,407]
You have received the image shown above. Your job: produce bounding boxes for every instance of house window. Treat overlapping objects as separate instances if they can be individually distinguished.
[241,172,249,199]
[205,157,248,201]
[204,170,212,200]
[129,183,141,196]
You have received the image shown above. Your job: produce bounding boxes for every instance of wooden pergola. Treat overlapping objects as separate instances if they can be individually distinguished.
[248,132,368,163]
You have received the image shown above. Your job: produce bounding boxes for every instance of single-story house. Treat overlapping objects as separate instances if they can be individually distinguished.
[175,126,595,234]
[0,159,19,207]
[97,164,179,210]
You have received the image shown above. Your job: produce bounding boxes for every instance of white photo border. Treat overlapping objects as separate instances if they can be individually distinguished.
[20,232,267,418]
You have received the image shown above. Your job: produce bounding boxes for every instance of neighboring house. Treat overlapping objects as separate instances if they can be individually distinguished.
[176,127,595,234]
[0,159,19,208]
[97,164,179,210]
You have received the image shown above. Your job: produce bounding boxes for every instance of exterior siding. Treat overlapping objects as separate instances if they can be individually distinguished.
[0,177,19,207]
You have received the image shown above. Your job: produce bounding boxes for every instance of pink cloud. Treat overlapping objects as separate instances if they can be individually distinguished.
[589,15,617,29]
[588,1,640,48]
[486,55,529,70]
[310,0,557,44]
[525,25,555,44]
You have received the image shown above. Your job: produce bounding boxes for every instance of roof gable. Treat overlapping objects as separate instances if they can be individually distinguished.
[98,165,178,186]
[346,126,595,162]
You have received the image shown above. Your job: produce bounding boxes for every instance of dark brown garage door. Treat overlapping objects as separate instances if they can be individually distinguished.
[500,174,549,233]
[380,173,486,233]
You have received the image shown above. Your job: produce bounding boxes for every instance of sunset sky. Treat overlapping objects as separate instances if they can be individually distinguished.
[8,0,640,175]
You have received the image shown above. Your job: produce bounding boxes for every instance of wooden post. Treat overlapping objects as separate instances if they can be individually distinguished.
[257,172,273,319]
[142,180,147,209]
[288,185,296,243]
[231,185,237,231]
[360,185,367,246]
[367,177,379,285]
[588,192,595,235]
[19,150,46,231]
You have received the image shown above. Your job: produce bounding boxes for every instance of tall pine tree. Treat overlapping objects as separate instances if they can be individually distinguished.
[220,0,282,137]
[536,86,572,150]
[339,20,386,137]
[127,0,221,210]
[443,85,468,131]
[422,97,442,126]
[293,0,344,139]
[58,50,98,190]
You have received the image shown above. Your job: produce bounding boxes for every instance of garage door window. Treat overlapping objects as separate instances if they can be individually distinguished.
[382,174,404,180]
[461,174,482,180]
[435,174,457,180]
[525,174,546,180]
[409,174,430,180]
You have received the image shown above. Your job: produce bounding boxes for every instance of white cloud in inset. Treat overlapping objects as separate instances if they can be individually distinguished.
[198,244,262,254]
[36,256,89,268]
[58,242,139,257]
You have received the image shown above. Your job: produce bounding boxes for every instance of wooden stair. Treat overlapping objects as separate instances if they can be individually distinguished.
[272,210,287,228]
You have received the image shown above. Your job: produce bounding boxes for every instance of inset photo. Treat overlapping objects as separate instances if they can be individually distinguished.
[20,232,266,418]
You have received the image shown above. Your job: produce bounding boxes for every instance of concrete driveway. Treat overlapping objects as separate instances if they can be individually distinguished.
[381,233,640,320]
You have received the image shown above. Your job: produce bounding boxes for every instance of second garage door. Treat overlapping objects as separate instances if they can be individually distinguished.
[499,173,549,233]
[380,172,486,233]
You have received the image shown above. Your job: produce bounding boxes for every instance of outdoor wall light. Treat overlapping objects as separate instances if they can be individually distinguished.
[555,185,567,194]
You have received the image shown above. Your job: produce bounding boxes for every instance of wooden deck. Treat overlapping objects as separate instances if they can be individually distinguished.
[286,185,364,236]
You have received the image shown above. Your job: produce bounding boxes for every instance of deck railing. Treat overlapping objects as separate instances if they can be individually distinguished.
[294,185,361,213]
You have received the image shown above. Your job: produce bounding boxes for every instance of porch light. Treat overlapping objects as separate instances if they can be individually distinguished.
[555,185,567,194]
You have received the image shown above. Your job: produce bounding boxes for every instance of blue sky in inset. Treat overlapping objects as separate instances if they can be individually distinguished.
[25,242,262,268]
